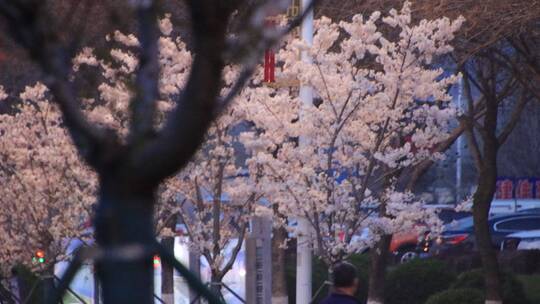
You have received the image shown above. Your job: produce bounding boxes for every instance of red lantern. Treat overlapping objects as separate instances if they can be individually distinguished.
[264,19,276,83]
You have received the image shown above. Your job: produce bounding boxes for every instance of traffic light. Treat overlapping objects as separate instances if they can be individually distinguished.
[33,249,45,264]
[153,255,161,268]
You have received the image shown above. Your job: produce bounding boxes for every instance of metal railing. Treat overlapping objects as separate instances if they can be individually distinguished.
[311,280,332,304]
[189,282,245,304]
[48,241,224,304]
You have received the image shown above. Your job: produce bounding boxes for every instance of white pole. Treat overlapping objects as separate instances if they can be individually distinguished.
[297,1,313,304]
[456,78,463,203]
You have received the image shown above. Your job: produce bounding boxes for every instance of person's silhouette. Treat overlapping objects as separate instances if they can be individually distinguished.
[320,262,359,304]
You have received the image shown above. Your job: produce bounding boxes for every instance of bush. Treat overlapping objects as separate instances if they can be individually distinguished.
[425,288,484,304]
[385,259,455,304]
[499,250,540,275]
[517,275,540,303]
[451,269,484,290]
[452,269,530,304]
[436,252,482,274]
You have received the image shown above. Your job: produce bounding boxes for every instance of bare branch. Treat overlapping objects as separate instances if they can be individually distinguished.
[128,1,160,144]
[465,120,483,172]
[215,0,320,114]
[497,90,530,145]
[130,0,318,183]
[220,222,247,276]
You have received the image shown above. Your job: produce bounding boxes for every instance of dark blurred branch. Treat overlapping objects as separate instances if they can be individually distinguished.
[497,90,530,145]
[128,1,160,144]
[128,0,241,182]
[0,0,115,168]
[131,0,318,182]
[216,0,319,114]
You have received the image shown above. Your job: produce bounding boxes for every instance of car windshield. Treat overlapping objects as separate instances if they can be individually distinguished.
[445,216,474,231]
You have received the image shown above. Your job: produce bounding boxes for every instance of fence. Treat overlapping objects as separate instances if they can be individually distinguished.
[1,242,223,304]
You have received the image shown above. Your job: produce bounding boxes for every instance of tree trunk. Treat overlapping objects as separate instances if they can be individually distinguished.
[94,179,156,304]
[473,91,502,304]
[93,265,101,304]
[473,162,502,304]
[367,234,392,304]
[189,252,201,304]
[271,225,288,304]
[161,236,175,304]
[473,183,503,304]
[210,271,222,300]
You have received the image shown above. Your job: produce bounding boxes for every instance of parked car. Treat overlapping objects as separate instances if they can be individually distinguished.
[501,229,540,250]
[422,203,471,223]
[425,212,540,257]
[389,230,430,264]
[391,205,474,263]
[489,199,540,215]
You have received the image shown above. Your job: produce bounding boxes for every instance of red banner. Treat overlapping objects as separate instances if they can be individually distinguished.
[495,178,514,199]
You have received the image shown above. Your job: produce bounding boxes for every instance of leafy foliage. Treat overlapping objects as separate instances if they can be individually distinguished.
[385,259,455,304]
[452,269,530,304]
[425,288,484,304]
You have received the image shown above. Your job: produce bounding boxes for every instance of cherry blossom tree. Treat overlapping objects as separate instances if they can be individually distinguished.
[74,18,268,299]
[0,15,188,279]
[0,9,281,302]
[161,115,263,295]
[0,84,96,287]
[240,3,463,302]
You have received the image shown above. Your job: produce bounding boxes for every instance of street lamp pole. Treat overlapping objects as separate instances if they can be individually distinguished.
[296,0,313,303]
[456,77,463,202]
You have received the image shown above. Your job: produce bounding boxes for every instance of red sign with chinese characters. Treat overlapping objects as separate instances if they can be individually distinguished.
[495,178,514,199]
[516,179,534,199]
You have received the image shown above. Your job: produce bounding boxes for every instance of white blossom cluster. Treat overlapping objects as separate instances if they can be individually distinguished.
[240,2,463,263]
[0,15,195,275]
[73,14,192,137]
[0,84,96,274]
[74,15,263,279]
[0,4,463,274]
[161,76,264,276]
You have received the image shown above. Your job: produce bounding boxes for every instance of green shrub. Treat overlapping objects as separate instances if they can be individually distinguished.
[451,269,484,290]
[452,269,529,304]
[517,274,540,303]
[425,288,484,304]
[385,259,455,304]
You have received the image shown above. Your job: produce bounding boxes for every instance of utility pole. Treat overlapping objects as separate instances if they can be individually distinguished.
[456,78,463,203]
[296,0,313,303]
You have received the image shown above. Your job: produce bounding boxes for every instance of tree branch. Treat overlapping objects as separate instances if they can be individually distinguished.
[465,120,484,172]
[128,1,160,144]
[0,0,115,168]
[130,0,318,183]
[127,0,238,182]
[497,90,530,145]
[220,222,247,277]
